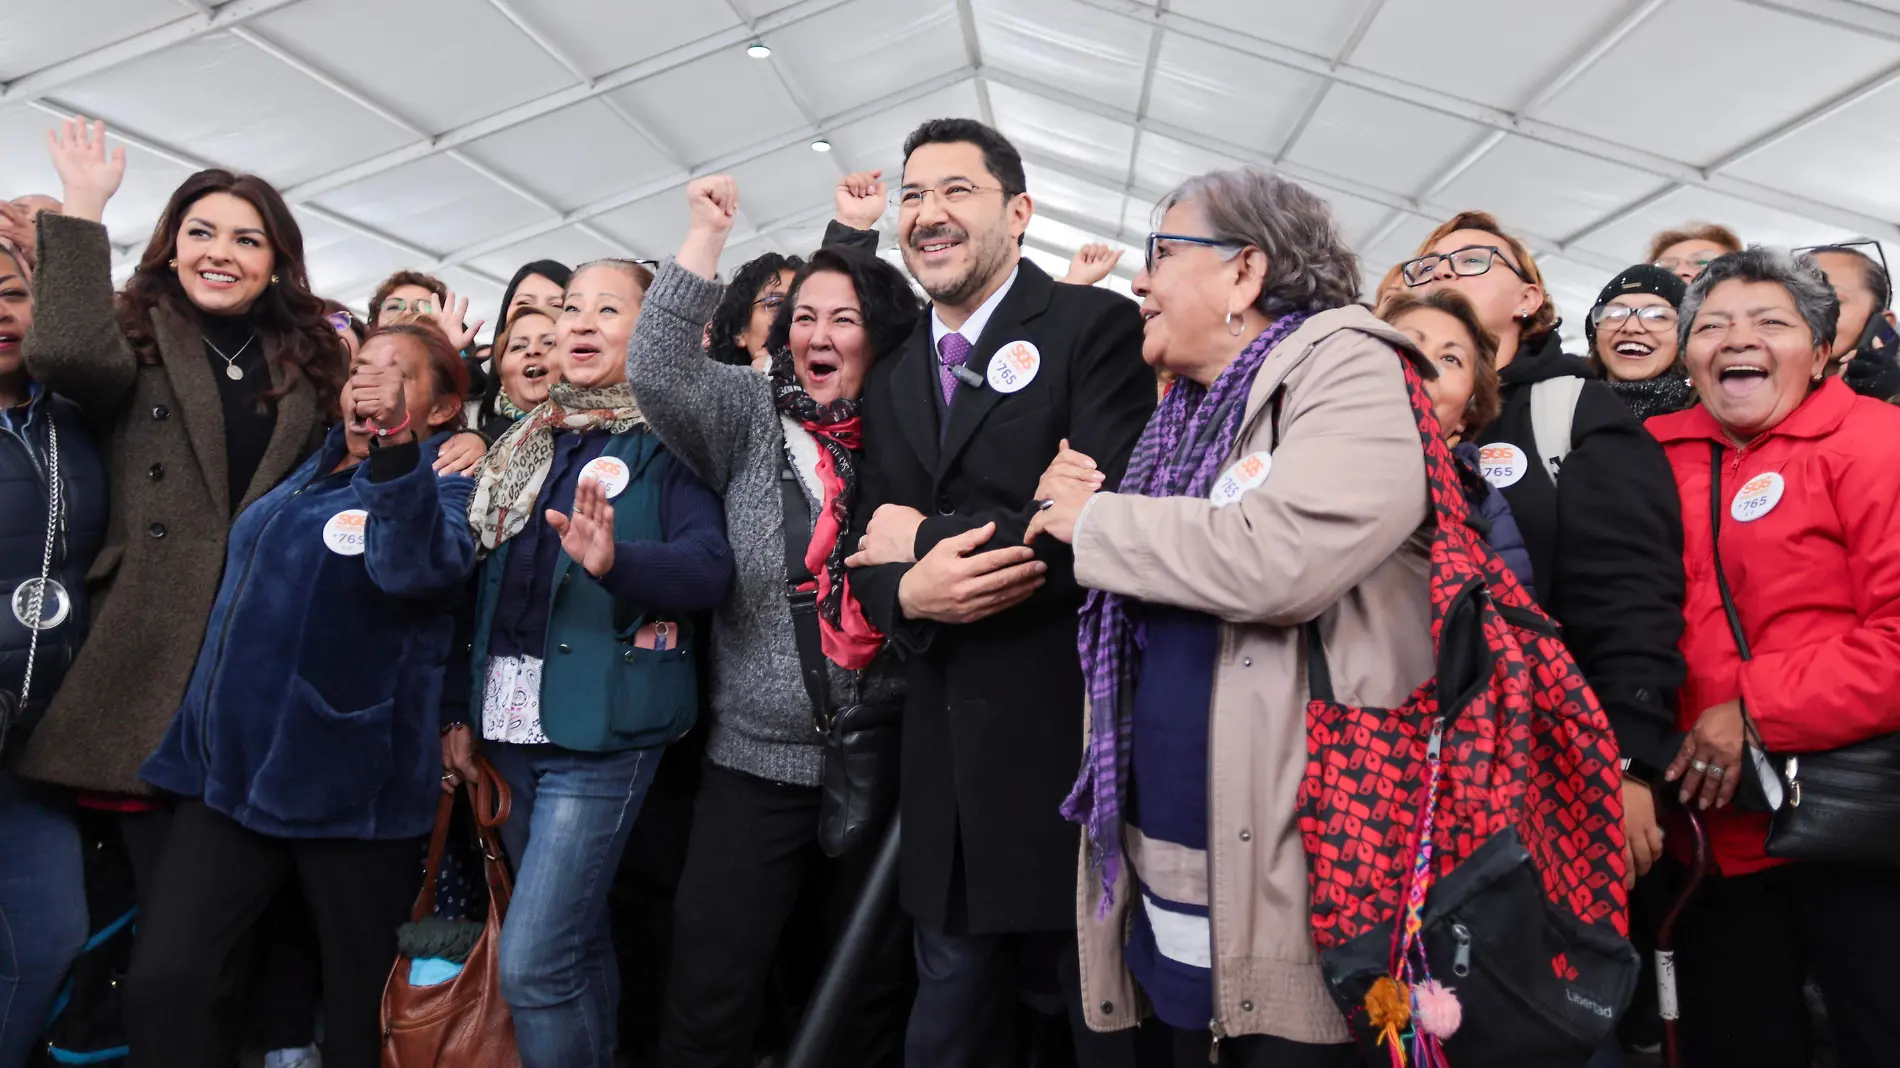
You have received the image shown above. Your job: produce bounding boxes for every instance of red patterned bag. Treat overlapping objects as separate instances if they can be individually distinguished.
[1296,361,1636,1068]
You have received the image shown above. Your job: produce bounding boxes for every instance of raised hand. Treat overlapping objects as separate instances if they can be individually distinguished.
[834,169,886,230]
[1061,243,1123,286]
[430,289,483,353]
[46,117,125,224]
[678,175,739,280]
[0,202,34,270]
[547,476,617,578]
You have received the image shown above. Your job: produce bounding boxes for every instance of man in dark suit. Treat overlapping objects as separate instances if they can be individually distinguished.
[844,119,1155,1067]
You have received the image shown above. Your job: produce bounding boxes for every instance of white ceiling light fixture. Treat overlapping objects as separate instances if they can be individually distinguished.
[746,42,772,59]
[810,139,832,152]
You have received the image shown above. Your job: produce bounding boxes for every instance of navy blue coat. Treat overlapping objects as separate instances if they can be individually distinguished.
[0,388,107,745]
[142,428,477,839]
[1453,441,1536,598]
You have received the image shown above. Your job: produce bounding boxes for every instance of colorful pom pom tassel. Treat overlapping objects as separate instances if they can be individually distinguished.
[1412,979,1463,1040]
[1365,975,1412,1062]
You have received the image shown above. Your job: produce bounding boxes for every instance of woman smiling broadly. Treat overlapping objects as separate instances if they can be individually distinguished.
[458,256,727,1068]
[15,120,345,841]
[627,175,917,1068]
[1647,247,1900,1066]
[474,304,561,440]
[1585,265,1694,420]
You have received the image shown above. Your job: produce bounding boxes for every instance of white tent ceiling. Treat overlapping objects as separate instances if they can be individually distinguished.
[3,0,1897,350]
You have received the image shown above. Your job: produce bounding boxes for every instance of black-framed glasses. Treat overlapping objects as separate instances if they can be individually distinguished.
[1794,239,1891,309]
[1144,232,1243,273]
[1401,245,1532,288]
[1589,304,1679,329]
[890,181,1008,210]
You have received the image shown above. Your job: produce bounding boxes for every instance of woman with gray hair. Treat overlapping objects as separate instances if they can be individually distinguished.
[1648,246,1900,1066]
[1027,168,1435,1065]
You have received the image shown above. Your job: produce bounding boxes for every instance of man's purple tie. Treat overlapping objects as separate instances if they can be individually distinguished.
[938,332,972,407]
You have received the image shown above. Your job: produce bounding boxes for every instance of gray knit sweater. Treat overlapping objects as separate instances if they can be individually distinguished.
[626,260,898,786]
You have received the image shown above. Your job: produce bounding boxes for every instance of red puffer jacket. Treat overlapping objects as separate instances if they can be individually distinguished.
[1647,379,1900,875]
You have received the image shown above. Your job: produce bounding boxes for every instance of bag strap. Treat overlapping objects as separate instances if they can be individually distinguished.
[410,790,458,923]
[470,753,514,915]
[1707,442,1753,660]
[1530,376,1584,481]
[780,450,835,726]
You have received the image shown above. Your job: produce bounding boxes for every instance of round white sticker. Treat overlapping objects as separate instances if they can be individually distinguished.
[322,509,368,556]
[580,455,631,498]
[1209,451,1273,508]
[1478,443,1528,489]
[986,340,1041,394]
[1731,471,1785,523]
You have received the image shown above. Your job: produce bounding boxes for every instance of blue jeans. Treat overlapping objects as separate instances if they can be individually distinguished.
[0,774,86,1068]
[487,743,659,1068]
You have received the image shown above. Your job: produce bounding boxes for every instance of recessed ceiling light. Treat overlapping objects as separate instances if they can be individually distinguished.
[746,42,772,59]
[811,139,832,153]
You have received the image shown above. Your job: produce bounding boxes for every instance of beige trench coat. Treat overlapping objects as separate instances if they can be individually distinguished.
[1070,306,1437,1044]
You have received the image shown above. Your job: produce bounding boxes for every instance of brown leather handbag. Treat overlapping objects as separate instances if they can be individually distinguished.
[381,755,520,1068]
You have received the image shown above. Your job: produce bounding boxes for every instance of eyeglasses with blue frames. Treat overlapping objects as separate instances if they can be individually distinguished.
[1144,232,1244,273]
[1400,245,1533,288]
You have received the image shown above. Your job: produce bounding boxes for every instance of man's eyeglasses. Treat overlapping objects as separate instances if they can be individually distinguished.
[1400,245,1532,288]
[891,182,1008,210]
[1144,233,1243,273]
[1589,304,1679,329]
[1794,239,1891,310]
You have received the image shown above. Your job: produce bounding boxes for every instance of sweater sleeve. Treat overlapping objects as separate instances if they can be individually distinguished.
[354,438,479,601]
[1742,442,1900,752]
[594,459,733,614]
[823,220,881,255]
[25,213,138,418]
[1549,384,1686,777]
[624,260,768,493]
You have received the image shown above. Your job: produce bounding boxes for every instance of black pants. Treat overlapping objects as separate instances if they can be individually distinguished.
[121,801,418,1068]
[1159,1027,1351,1068]
[906,923,1139,1068]
[657,762,911,1068]
[1675,859,1900,1068]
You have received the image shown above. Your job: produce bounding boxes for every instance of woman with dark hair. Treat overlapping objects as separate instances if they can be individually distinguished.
[14,118,349,857]
[124,322,479,1068]
[473,262,570,435]
[707,250,804,369]
[1585,265,1694,420]
[475,304,560,440]
[1401,210,1686,895]
[323,298,366,361]
[626,175,916,1068]
[497,259,571,326]
[0,239,108,1068]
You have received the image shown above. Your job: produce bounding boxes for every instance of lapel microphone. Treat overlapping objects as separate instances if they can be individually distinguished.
[950,364,986,390]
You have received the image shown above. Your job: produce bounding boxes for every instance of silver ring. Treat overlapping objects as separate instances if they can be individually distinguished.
[441,773,456,782]
[1706,765,1726,778]
[1691,759,1709,772]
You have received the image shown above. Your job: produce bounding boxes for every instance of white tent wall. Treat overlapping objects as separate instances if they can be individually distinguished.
[3,0,1896,352]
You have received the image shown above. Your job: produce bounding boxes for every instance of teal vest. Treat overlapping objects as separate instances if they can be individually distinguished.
[470,428,697,752]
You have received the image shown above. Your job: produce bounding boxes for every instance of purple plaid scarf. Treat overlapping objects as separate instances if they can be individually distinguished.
[1063,313,1308,912]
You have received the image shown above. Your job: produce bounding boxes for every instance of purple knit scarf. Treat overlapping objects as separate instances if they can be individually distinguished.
[1063,313,1308,912]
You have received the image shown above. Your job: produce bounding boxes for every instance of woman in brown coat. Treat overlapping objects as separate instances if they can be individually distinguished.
[1029,169,1434,1066]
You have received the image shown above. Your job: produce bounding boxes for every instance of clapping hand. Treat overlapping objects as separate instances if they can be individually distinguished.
[548,476,616,578]
[834,169,887,230]
[1061,243,1123,286]
[46,117,124,224]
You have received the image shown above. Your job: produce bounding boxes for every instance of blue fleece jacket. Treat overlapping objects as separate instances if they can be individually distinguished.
[142,428,477,840]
